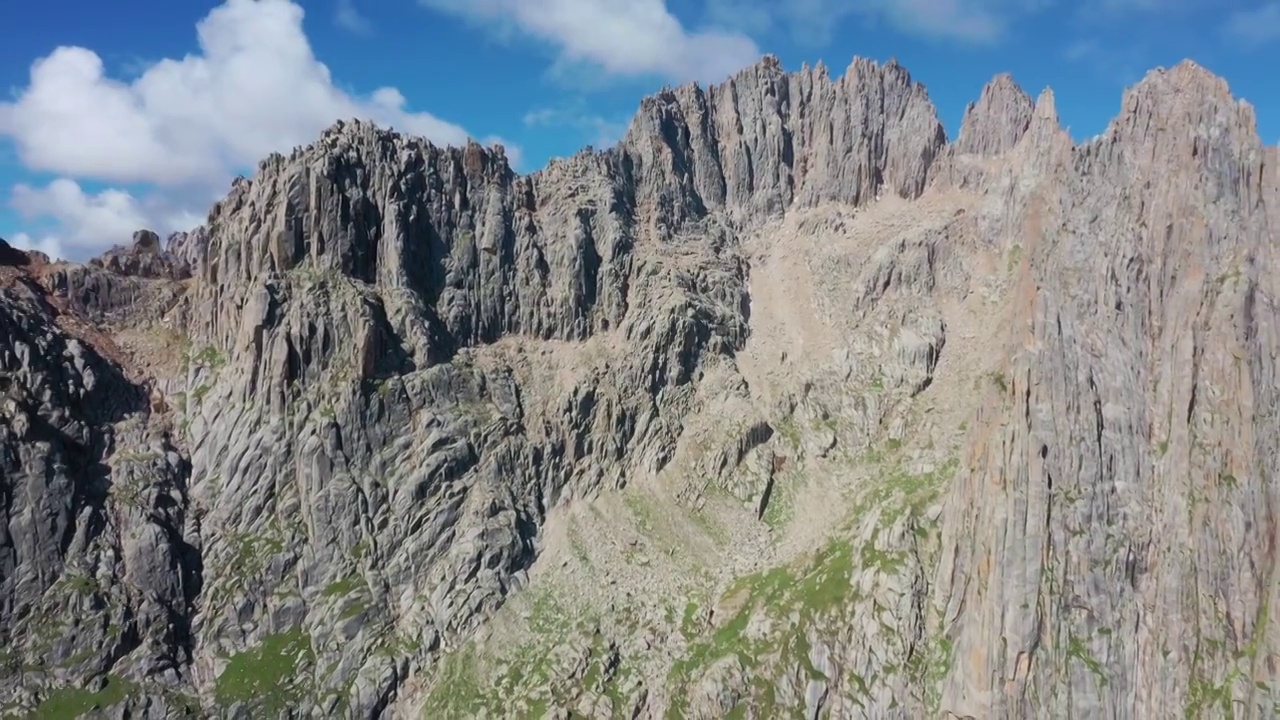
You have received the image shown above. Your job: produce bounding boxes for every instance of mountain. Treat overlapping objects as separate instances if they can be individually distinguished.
[1,54,1277,719]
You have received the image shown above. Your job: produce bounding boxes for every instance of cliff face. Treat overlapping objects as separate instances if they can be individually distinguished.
[936,64,1279,718]
[0,54,1276,719]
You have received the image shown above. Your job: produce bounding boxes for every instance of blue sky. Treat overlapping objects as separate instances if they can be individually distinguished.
[0,0,1276,260]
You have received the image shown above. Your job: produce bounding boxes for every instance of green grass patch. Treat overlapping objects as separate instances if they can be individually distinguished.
[351,538,371,561]
[229,530,286,576]
[989,371,1008,394]
[31,675,134,719]
[423,645,491,718]
[681,601,703,640]
[214,628,315,714]
[191,383,211,403]
[423,588,626,718]
[665,450,962,714]
[772,417,803,450]
[61,573,99,595]
[622,491,658,531]
[340,600,368,621]
[377,630,424,659]
[192,345,228,369]
[1067,636,1108,686]
[761,481,793,528]
[854,456,959,524]
[682,499,729,545]
[322,575,362,598]
[1006,244,1023,272]
[665,540,858,716]
[1185,671,1239,719]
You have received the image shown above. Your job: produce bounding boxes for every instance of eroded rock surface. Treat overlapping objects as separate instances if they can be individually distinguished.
[0,56,1276,719]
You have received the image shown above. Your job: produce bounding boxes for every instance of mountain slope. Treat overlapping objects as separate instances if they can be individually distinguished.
[0,56,1277,719]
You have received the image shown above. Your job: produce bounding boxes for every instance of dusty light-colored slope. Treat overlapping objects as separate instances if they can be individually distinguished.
[410,187,1029,718]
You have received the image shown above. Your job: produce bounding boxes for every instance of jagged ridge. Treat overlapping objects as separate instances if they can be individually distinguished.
[0,54,1277,719]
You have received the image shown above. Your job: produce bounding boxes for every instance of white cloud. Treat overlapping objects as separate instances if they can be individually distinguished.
[523,104,629,149]
[6,177,235,261]
[12,181,146,244]
[0,0,516,260]
[11,180,149,257]
[335,0,374,35]
[1224,3,1280,46]
[865,0,1006,41]
[9,232,66,263]
[420,0,761,83]
[0,0,510,184]
[7,179,217,262]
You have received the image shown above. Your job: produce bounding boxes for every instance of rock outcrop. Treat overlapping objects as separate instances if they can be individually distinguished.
[90,230,188,280]
[0,55,1276,719]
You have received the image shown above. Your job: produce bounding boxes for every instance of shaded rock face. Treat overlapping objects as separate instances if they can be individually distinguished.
[0,56,1277,719]
[0,238,33,267]
[0,270,200,718]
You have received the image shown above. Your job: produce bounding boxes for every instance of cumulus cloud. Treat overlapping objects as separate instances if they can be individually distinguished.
[7,179,210,261]
[9,233,68,263]
[12,180,148,244]
[0,0,512,260]
[0,0,507,186]
[335,0,374,35]
[420,0,761,83]
[1223,3,1280,47]
[862,0,1009,42]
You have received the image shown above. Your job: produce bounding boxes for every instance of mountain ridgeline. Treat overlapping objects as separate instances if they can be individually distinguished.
[0,54,1277,719]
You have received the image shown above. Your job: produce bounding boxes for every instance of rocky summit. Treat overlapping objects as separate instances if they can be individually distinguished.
[0,55,1277,719]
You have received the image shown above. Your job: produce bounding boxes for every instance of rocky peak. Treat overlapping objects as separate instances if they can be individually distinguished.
[955,73,1034,156]
[133,229,161,253]
[1107,59,1259,149]
[89,228,189,280]
[165,227,208,277]
[1032,87,1057,120]
[1075,58,1269,216]
[622,54,945,224]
